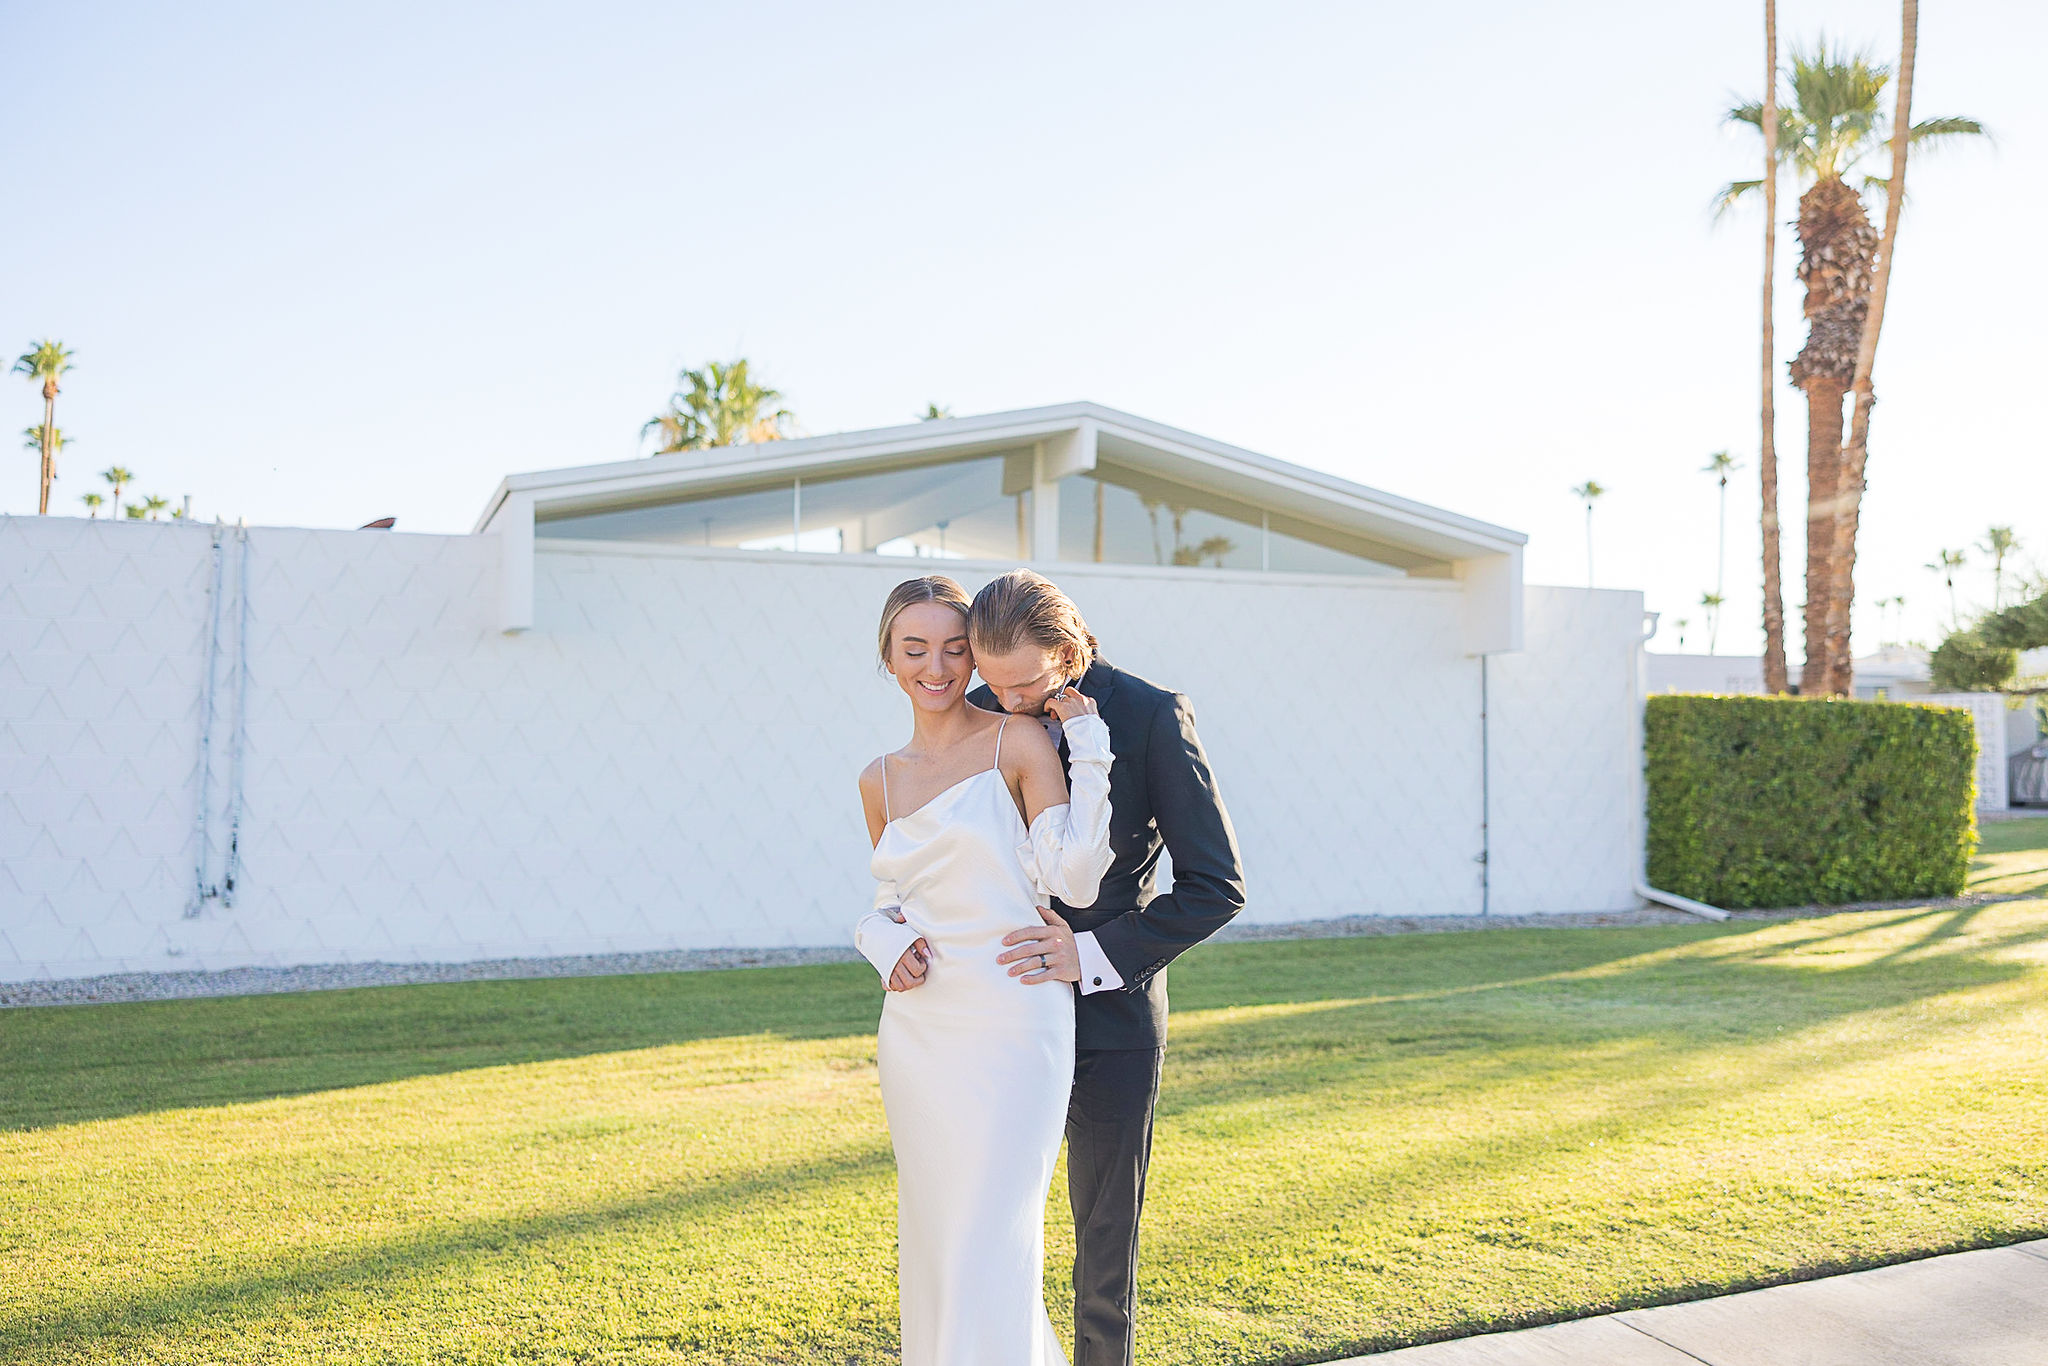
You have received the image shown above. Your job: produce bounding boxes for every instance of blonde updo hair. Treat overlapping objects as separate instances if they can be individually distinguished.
[877,576,974,672]
[969,569,1098,677]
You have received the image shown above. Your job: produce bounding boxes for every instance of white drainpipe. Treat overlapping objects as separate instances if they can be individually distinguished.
[1632,609,1731,921]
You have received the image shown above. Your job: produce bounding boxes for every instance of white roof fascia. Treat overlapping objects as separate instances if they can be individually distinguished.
[473,406,1097,534]
[473,401,1525,564]
[1082,406,1524,561]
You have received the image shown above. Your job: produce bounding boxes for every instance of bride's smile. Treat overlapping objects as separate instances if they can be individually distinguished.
[891,601,973,712]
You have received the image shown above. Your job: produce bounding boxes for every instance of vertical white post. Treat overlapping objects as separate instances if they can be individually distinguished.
[499,492,535,634]
[1030,421,1095,563]
[792,477,803,550]
[1261,510,1270,570]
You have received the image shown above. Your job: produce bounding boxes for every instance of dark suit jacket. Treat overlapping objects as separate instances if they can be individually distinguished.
[969,657,1246,1050]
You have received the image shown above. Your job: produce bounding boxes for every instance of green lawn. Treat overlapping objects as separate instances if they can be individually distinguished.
[4,818,2046,1365]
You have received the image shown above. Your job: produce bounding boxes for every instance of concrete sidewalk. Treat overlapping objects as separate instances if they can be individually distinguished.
[1339,1239,2048,1365]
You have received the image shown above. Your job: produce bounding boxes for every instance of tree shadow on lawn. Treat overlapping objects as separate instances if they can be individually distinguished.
[0,1134,899,1362]
[1137,922,2048,1357]
[11,913,2047,1364]
[3,931,1699,1133]
[0,961,891,1131]
[1151,903,2048,1134]
[9,906,2045,1134]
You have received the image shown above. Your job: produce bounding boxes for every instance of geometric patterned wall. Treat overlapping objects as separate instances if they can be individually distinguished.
[0,514,1645,983]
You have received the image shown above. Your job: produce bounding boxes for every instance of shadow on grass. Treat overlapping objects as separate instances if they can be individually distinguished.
[9,908,2048,1362]
[0,1134,897,1360]
[3,929,1704,1133]
[1153,907,2048,1132]
[0,962,890,1131]
[9,902,2047,1134]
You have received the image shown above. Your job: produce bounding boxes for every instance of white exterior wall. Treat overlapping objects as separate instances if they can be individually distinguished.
[1916,692,2011,812]
[0,516,1643,983]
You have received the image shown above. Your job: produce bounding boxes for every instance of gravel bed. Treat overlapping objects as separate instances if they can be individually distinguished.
[0,946,866,1010]
[3,892,2031,1010]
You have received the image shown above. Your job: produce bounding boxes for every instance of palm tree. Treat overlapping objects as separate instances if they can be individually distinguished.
[1758,0,1789,694]
[1571,481,1606,588]
[1674,616,1692,650]
[1700,591,1728,654]
[1979,525,2020,608]
[1871,593,1899,643]
[643,359,793,453]
[1719,38,1982,694]
[1927,548,1966,626]
[1703,450,1741,612]
[124,505,146,519]
[80,491,103,517]
[13,340,74,516]
[102,465,133,519]
[919,403,953,421]
[139,493,170,521]
[23,425,66,485]
[1824,0,1973,694]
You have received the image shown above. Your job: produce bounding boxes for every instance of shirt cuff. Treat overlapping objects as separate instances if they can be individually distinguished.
[1075,930,1123,994]
[854,911,923,981]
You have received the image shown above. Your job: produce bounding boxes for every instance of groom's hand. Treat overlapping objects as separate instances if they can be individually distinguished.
[998,905,1081,984]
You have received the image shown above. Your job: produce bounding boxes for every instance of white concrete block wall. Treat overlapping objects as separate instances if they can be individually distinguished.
[0,515,1646,983]
[1487,589,1648,915]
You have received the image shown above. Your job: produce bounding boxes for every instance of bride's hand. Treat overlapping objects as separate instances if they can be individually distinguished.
[1045,680,1097,724]
[888,938,931,991]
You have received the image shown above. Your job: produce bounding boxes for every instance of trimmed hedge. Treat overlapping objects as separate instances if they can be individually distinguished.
[1645,694,1978,909]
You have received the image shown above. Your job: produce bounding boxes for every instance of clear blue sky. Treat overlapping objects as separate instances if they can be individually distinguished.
[6,0,2041,659]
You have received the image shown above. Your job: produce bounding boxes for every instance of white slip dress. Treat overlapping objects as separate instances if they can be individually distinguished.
[869,715,1074,1366]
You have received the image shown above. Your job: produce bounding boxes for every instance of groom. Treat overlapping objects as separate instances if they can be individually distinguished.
[970,568,1246,1366]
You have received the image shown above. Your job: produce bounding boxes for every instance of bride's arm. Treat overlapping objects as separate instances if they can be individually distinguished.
[1014,712,1116,909]
[855,759,929,989]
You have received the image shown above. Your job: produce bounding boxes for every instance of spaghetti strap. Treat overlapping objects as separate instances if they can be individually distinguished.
[880,754,891,822]
[992,714,1009,770]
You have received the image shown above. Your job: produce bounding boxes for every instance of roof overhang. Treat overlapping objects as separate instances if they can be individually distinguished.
[475,401,1526,653]
[472,401,1525,562]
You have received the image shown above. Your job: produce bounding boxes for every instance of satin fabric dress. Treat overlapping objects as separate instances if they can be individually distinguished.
[864,713,1115,1366]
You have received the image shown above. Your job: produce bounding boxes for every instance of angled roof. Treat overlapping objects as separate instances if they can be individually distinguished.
[472,400,1524,566]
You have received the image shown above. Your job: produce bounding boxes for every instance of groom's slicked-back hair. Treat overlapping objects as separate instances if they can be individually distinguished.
[969,569,1098,675]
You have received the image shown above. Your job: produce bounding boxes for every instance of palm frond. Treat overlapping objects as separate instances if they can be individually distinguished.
[12,338,74,382]
[1711,179,1766,220]
[1726,100,1764,129]
[1906,115,1991,155]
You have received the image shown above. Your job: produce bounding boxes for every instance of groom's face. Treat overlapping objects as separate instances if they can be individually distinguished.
[975,644,1073,717]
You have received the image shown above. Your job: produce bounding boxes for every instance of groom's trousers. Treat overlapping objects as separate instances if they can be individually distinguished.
[1067,1044,1166,1366]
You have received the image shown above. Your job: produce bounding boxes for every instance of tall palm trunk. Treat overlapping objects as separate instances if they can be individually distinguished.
[1825,0,1918,694]
[1788,175,1877,695]
[1799,375,1847,693]
[1759,0,1789,694]
[37,383,56,516]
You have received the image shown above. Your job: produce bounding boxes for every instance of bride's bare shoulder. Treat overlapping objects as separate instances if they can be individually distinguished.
[998,712,1059,767]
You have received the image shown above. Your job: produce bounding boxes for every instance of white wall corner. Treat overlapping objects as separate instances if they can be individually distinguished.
[496,492,536,634]
[1456,547,1523,656]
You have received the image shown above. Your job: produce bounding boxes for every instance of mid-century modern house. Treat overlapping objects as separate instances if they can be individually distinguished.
[2,403,1655,983]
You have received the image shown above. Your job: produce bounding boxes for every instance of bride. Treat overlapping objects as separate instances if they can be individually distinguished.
[853,575,1115,1366]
